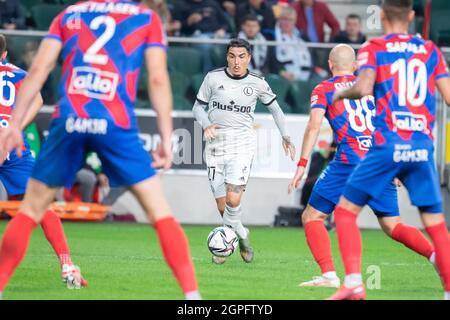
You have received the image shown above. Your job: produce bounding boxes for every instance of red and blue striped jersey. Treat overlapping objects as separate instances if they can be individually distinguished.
[0,60,31,160]
[46,0,167,129]
[357,33,449,145]
[311,75,376,164]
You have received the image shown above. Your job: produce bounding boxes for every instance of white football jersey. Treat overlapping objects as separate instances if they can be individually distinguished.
[196,68,276,131]
[197,68,277,156]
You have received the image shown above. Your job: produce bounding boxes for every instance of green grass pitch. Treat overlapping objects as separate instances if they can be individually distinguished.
[0,221,442,300]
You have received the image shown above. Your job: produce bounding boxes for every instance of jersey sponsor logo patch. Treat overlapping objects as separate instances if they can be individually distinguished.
[356,135,373,151]
[310,94,319,105]
[212,100,251,113]
[218,85,225,90]
[68,66,119,101]
[392,111,429,134]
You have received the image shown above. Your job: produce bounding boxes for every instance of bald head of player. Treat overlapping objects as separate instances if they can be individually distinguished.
[0,34,7,60]
[328,44,357,76]
[226,38,252,78]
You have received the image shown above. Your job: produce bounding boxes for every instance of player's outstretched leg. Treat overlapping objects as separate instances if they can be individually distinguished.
[327,199,365,300]
[0,179,57,297]
[40,209,88,288]
[131,176,201,300]
[422,213,450,300]
[379,217,436,266]
[299,206,340,288]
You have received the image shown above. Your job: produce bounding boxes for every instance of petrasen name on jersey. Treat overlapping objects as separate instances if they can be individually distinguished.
[212,100,252,113]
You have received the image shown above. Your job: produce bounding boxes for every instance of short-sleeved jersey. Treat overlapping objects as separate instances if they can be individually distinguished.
[46,0,167,129]
[0,60,31,162]
[196,68,277,131]
[311,75,376,164]
[357,33,450,145]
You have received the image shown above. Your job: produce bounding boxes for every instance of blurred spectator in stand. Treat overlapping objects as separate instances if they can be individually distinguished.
[291,0,340,43]
[0,0,26,30]
[238,15,269,75]
[143,0,182,36]
[174,0,230,72]
[331,14,366,44]
[236,0,276,38]
[18,41,56,104]
[270,6,326,82]
[216,0,238,33]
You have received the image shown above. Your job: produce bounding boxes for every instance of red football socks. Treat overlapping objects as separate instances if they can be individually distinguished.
[154,217,198,294]
[41,210,73,267]
[0,213,37,291]
[334,206,362,275]
[392,223,434,259]
[304,220,335,274]
[426,222,450,291]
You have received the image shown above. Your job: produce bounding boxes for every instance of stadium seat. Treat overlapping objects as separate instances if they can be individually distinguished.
[210,45,227,69]
[31,4,65,30]
[173,95,193,111]
[430,0,450,45]
[189,73,207,98]
[263,74,293,113]
[167,47,202,76]
[60,0,79,5]
[288,80,316,114]
[169,71,190,100]
[21,0,42,12]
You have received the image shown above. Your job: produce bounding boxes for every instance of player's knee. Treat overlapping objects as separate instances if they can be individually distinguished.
[302,207,327,224]
[225,197,241,208]
[378,217,401,237]
[337,196,361,213]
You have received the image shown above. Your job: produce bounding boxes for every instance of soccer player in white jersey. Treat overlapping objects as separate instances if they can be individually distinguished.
[193,39,296,264]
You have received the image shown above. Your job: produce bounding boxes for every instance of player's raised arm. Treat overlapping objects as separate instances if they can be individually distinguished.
[11,39,60,129]
[435,46,450,106]
[20,93,43,130]
[145,47,173,170]
[437,77,450,106]
[258,79,295,160]
[288,100,326,194]
[266,100,295,160]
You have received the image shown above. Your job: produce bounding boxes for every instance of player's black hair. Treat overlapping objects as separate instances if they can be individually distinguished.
[240,14,260,26]
[382,0,413,22]
[0,34,6,56]
[227,38,252,55]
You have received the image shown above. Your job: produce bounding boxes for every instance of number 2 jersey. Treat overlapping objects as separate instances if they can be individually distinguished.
[46,0,167,129]
[357,33,449,145]
[311,75,376,165]
[0,60,32,163]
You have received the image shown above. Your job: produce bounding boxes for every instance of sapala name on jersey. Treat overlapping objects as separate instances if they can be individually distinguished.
[212,101,252,113]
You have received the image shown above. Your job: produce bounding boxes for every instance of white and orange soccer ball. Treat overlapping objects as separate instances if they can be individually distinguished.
[207,226,239,257]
